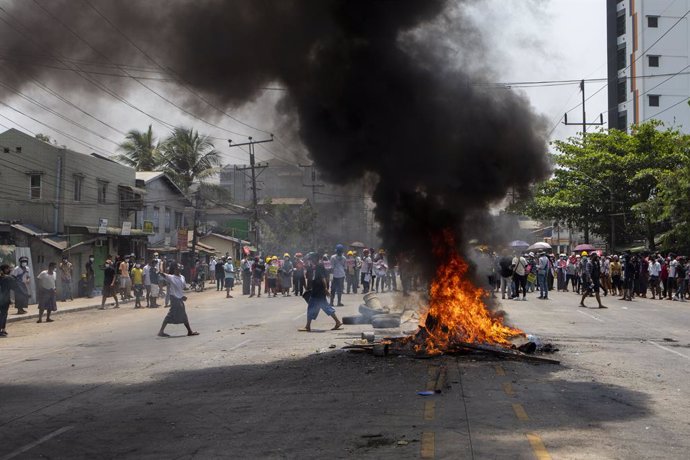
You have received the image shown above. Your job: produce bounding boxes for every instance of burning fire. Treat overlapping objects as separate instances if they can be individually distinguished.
[416,230,523,353]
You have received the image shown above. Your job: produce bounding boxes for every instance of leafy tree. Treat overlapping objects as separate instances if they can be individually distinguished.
[159,127,221,193]
[35,133,58,145]
[516,121,687,251]
[117,125,161,171]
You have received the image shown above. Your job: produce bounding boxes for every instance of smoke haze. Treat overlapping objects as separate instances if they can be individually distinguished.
[0,0,550,278]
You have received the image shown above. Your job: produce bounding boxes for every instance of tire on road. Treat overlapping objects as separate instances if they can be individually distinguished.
[342,315,369,325]
[371,315,401,328]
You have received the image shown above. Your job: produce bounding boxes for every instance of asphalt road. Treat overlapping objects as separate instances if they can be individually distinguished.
[1,286,689,459]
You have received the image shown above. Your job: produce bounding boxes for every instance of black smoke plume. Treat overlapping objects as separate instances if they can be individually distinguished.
[0,0,549,280]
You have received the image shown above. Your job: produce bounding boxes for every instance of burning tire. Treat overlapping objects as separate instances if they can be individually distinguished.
[342,315,369,325]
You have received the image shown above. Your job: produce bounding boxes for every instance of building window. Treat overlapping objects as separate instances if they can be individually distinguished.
[73,176,83,201]
[617,112,628,131]
[97,180,108,204]
[617,13,626,36]
[649,94,660,107]
[617,45,626,70]
[617,79,627,104]
[648,55,659,67]
[648,16,659,28]
[175,212,183,229]
[15,147,21,153]
[165,208,171,233]
[2,147,8,153]
[153,207,160,233]
[29,174,41,199]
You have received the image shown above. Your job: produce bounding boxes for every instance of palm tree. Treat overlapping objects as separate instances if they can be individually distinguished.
[159,127,222,193]
[117,125,161,171]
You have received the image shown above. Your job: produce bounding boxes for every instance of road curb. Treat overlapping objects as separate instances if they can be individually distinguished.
[7,303,103,323]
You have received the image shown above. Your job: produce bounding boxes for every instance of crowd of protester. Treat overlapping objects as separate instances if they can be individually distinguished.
[482,249,690,307]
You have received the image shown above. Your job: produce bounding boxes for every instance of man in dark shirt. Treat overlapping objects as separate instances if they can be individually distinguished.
[100,255,119,310]
[249,258,265,298]
[1,264,18,336]
[85,255,95,298]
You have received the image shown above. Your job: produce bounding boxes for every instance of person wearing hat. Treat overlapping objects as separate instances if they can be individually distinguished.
[579,252,606,309]
[11,256,31,314]
[345,251,357,294]
[279,253,293,296]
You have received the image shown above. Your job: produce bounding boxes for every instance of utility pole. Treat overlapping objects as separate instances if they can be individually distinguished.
[299,164,324,250]
[564,80,606,244]
[228,135,273,251]
[564,79,605,141]
[190,189,201,264]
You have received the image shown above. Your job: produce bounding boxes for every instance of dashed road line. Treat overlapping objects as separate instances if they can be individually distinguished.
[1,426,73,460]
[576,309,605,322]
[526,432,552,460]
[424,401,435,421]
[649,340,690,359]
[502,382,515,397]
[420,432,435,458]
[512,403,529,421]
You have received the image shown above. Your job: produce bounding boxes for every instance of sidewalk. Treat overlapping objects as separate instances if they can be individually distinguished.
[6,283,223,324]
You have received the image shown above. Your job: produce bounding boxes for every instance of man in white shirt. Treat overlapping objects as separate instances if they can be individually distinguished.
[648,256,662,299]
[330,245,347,306]
[511,253,528,301]
[157,263,199,338]
[37,262,58,323]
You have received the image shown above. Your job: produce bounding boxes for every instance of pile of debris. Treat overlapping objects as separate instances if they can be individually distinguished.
[342,293,403,328]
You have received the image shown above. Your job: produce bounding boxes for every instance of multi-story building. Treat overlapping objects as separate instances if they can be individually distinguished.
[0,128,146,294]
[219,160,375,250]
[608,0,690,131]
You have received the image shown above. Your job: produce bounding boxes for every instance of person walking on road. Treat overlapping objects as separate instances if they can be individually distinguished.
[100,255,119,309]
[579,252,606,309]
[292,253,306,297]
[36,262,58,323]
[215,257,226,292]
[511,253,528,301]
[157,263,199,338]
[131,260,144,308]
[300,265,342,332]
[0,263,18,336]
[241,255,252,295]
[280,254,293,296]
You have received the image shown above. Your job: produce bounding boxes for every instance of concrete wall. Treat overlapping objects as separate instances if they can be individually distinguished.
[0,129,136,232]
[136,174,191,246]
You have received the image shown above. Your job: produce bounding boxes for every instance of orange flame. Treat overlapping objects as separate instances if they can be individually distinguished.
[418,230,523,353]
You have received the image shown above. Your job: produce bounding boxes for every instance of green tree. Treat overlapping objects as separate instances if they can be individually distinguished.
[159,127,222,193]
[117,125,161,171]
[516,121,686,251]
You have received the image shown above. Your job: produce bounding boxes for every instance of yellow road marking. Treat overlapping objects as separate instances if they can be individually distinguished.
[495,365,506,376]
[502,382,515,397]
[421,432,435,458]
[512,403,529,421]
[526,432,552,460]
[424,401,435,421]
[427,366,438,390]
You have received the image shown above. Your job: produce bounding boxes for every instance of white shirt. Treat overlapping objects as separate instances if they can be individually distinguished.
[669,260,678,278]
[649,261,661,277]
[143,265,151,285]
[37,270,57,290]
[330,254,346,278]
[512,257,527,276]
[162,273,186,299]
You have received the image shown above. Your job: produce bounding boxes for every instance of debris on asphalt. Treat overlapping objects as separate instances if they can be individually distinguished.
[417,391,435,396]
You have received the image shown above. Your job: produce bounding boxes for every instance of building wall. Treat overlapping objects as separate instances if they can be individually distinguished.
[610,0,690,131]
[0,129,135,232]
[136,176,191,246]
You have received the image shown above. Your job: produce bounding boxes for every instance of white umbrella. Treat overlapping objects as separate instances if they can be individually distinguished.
[527,242,552,251]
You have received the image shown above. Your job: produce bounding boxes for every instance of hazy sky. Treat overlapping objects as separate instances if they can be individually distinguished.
[0,0,607,165]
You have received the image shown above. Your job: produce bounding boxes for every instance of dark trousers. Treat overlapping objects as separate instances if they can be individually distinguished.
[513,274,527,298]
[361,273,371,293]
[346,273,357,293]
[293,275,305,296]
[0,302,9,330]
[330,277,344,305]
[216,275,224,291]
[243,272,251,295]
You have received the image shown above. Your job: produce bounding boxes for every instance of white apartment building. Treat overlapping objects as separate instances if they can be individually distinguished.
[607,0,690,131]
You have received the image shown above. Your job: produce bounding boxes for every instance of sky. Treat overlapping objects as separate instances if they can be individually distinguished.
[0,0,608,166]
